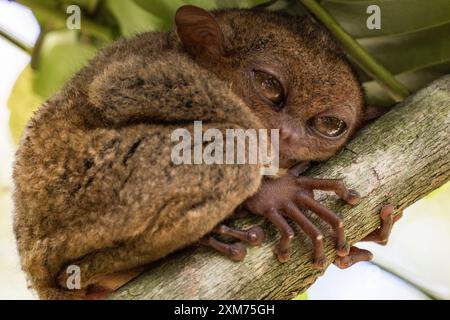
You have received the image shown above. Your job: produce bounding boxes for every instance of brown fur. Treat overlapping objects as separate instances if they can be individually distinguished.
[13,8,366,299]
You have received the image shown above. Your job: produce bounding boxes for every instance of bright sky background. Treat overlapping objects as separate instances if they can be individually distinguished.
[0,1,448,300]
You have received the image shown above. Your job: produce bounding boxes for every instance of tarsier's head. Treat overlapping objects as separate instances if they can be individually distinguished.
[174,6,378,168]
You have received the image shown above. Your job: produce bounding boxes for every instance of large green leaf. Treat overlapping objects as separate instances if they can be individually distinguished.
[321,0,450,38]
[365,61,450,107]
[63,0,100,13]
[359,22,450,76]
[133,0,272,31]
[23,0,100,28]
[27,0,100,15]
[33,30,98,98]
[105,0,164,36]
[7,65,45,143]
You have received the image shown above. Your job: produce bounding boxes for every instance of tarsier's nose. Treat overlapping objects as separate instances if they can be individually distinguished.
[279,123,301,152]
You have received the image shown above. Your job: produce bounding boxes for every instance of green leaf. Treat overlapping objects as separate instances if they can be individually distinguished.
[27,0,66,28]
[26,0,100,16]
[7,65,45,143]
[105,0,165,36]
[322,0,450,38]
[365,61,450,107]
[18,0,114,41]
[133,0,272,31]
[64,0,100,13]
[33,30,98,98]
[299,0,409,102]
[359,23,450,76]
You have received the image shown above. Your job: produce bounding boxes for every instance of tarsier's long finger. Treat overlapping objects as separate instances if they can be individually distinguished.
[283,203,325,269]
[213,224,265,246]
[296,177,361,205]
[362,204,400,245]
[295,193,349,256]
[334,246,373,269]
[266,208,295,263]
[199,236,247,262]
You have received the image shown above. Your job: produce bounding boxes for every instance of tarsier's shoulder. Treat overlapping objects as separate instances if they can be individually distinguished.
[63,32,171,98]
[94,31,169,63]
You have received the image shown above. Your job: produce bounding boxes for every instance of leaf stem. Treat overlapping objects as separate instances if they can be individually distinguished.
[15,0,114,41]
[299,0,410,101]
[0,26,32,54]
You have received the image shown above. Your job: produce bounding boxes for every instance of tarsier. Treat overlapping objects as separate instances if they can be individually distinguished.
[13,6,401,299]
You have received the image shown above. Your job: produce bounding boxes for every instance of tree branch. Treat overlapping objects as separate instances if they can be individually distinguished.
[110,76,450,300]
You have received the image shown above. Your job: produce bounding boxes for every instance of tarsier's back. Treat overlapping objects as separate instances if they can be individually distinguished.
[13,8,367,299]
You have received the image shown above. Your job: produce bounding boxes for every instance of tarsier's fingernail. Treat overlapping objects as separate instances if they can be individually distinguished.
[229,243,247,262]
[346,189,361,205]
[313,257,326,269]
[336,242,350,257]
[277,251,291,263]
[380,204,395,218]
[335,256,353,269]
[247,226,265,246]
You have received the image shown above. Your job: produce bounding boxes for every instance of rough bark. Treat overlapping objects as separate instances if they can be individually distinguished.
[110,76,450,300]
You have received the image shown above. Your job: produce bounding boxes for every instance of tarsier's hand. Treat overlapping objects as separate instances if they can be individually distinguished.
[334,204,402,269]
[244,175,361,268]
[201,175,401,269]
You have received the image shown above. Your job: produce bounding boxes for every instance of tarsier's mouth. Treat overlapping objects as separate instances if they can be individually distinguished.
[278,154,299,169]
[279,142,309,161]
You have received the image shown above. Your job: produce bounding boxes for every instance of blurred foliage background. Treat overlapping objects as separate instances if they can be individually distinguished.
[1,0,449,299]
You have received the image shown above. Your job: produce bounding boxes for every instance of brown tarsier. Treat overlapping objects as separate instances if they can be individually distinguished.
[13,6,400,299]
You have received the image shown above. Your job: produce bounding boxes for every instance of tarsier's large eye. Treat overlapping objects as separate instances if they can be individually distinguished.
[252,70,285,109]
[309,116,347,138]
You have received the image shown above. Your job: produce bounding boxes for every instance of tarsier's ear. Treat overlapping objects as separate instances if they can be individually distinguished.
[175,5,226,58]
[363,105,390,123]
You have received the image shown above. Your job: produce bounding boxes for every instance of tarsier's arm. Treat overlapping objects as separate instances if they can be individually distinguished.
[87,53,261,128]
